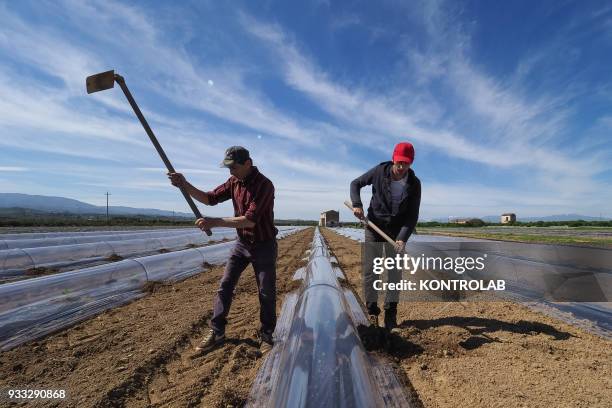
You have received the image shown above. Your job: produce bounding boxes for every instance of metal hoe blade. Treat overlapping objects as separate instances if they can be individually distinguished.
[86,70,116,94]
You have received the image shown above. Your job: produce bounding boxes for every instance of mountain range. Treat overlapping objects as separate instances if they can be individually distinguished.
[1,193,609,221]
[0,193,192,217]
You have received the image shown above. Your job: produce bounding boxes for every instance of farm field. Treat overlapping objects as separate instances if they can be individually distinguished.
[1,226,610,407]
[321,228,612,408]
[0,227,313,407]
[0,226,191,235]
[417,226,612,248]
[0,227,238,284]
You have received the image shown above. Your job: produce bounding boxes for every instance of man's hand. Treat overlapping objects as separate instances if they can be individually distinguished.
[168,172,187,188]
[353,207,365,220]
[395,240,405,253]
[195,217,219,231]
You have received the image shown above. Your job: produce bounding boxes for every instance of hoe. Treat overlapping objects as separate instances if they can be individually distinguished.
[86,70,211,236]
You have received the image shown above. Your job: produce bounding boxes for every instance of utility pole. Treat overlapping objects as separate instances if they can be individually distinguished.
[105,192,111,225]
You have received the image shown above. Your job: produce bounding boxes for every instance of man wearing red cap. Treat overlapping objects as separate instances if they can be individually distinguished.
[350,142,421,330]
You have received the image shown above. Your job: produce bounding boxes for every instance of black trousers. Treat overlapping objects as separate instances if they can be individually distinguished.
[363,226,400,316]
[210,238,278,335]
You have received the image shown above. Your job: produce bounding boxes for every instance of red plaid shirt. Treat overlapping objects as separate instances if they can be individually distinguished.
[206,167,278,243]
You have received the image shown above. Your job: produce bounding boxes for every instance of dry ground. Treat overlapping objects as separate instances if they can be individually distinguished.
[0,227,313,407]
[321,228,611,408]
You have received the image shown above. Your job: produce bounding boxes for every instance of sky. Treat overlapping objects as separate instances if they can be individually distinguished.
[0,0,611,221]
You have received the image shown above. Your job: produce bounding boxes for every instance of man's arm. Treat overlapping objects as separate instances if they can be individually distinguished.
[168,173,231,206]
[183,181,211,205]
[168,172,210,204]
[196,216,255,230]
[350,165,377,208]
[396,178,421,242]
[195,180,274,231]
[350,165,377,219]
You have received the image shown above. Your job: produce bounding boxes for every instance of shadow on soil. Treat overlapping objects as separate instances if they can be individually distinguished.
[399,316,573,351]
[358,324,424,358]
[224,337,261,348]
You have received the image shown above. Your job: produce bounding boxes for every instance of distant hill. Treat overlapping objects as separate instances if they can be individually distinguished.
[0,193,191,217]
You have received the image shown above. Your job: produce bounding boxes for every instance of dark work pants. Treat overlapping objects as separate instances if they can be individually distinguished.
[210,238,278,335]
[364,227,400,316]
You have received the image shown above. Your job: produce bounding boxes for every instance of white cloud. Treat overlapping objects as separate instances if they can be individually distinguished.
[0,1,609,219]
[241,8,611,216]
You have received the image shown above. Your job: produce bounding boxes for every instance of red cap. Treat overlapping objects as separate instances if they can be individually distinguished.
[392,142,415,164]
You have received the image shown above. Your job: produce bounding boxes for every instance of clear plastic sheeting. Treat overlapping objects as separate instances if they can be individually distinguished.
[331,227,365,242]
[328,228,612,337]
[0,227,303,350]
[248,228,410,407]
[0,227,236,250]
[0,230,237,277]
[272,284,383,407]
[277,226,306,239]
[0,261,148,350]
[139,241,236,282]
[331,227,472,243]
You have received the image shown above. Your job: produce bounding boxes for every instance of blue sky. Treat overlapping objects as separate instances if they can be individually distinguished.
[0,0,611,220]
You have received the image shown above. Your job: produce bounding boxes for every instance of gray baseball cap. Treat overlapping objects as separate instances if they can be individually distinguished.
[220,146,250,168]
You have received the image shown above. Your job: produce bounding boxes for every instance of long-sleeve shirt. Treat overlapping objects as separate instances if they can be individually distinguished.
[350,161,421,242]
[206,166,278,243]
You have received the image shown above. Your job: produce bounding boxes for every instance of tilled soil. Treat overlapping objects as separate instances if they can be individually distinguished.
[321,228,612,408]
[0,227,313,407]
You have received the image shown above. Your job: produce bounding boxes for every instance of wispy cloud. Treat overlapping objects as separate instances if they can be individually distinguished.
[240,5,611,217]
[0,0,610,219]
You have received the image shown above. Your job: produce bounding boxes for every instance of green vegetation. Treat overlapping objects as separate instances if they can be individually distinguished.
[0,209,193,227]
[339,222,364,228]
[418,220,612,228]
[430,232,611,247]
[418,230,612,248]
[0,208,319,228]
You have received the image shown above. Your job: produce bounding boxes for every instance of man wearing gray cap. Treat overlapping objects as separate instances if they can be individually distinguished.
[168,146,278,353]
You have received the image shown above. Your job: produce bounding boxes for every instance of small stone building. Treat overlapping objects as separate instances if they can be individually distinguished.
[319,210,339,227]
[501,213,516,224]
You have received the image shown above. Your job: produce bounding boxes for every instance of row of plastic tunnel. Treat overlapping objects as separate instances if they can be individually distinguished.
[332,227,612,338]
[0,226,305,350]
[332,227,611,302]
[246,228,410,407]
[0,227,239,278]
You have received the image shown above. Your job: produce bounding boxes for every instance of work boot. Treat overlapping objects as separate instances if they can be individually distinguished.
[366,301,380,327]
[195,329,225,353]
[259,329,274,354]
[384,308,398,332]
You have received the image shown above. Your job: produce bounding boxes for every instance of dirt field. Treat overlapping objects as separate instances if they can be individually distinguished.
[0,228,313,407]
[321,228,612,408]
